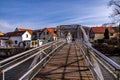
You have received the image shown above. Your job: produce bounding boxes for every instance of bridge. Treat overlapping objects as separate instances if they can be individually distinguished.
[0,26,120,80]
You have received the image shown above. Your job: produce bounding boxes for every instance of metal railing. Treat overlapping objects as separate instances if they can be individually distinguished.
[0,39,66,80]
[75,39,120,80]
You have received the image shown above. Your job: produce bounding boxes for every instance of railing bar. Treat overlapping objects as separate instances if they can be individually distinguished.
[0,40,60,64]
[19,42,65,80]
[0,41,60,68]
[81,40,120,70]
[77,39,120,79]
[29,42,65,80]
[94,53,118,78]
[0,47,39,64]
[0,44,52,69]
[90,46,120,70]
[0,50,39,68]
[2,50,43,72]
[2,40,64,72]
[79,44,97,80]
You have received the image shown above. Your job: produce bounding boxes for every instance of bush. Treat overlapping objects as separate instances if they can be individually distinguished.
[107,38,117,45]
[93,43,119,55]
[6,40,13,47]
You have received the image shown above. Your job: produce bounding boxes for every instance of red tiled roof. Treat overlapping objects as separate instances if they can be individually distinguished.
[17,28,33,35]
[53,33,57,36]
[46,28,57,36]
[46,28,54,33]
[92,26,115,33]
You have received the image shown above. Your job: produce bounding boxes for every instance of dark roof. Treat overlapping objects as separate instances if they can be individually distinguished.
[33,29,42,33]
[4,31,26,37]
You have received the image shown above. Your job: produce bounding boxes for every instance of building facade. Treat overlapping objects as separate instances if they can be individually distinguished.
[4,31,32,47]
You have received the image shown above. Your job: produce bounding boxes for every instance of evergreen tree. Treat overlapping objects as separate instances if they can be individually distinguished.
[104,28,109,39]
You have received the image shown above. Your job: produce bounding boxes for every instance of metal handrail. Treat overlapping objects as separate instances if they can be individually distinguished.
[0,39,66,80]
[0,39,61,66]
[75,39,120,80]
[19,42,65,80]
[84,41,120,71]
[76,26,120,79]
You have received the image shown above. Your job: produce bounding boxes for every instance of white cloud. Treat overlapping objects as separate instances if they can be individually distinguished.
[0,0,113,31]
[0,20,44,33]
[45,5,112,27]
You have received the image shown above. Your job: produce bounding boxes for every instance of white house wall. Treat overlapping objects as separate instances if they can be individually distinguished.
[94,34,104,40]
[22,31,31,41]
[0,40,6,47]
[9,36,22,46]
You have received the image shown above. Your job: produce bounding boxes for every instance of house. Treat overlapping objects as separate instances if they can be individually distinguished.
[30,29,43,47]
[39,28,57,43]
[112,27,120,38]
[4,30,32,47]
[32,29,43,40]
[0,32,7,47]
[89,26,115,41]
[0,37,8,47]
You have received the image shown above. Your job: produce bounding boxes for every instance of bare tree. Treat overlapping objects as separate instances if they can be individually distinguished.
[109,0,120,22]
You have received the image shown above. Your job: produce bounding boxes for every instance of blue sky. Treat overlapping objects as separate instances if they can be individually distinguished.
[0,0,112,32]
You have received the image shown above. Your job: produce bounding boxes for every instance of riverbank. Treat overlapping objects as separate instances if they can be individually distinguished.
[0,47,31,60]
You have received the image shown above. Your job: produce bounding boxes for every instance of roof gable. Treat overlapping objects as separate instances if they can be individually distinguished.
[15,28,33,35]
[46,28,54,33]
[46,28,57,36]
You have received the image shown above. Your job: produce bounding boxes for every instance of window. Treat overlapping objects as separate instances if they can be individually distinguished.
[47,32,49,35]
[26,34,28,38]
[43,32,45,35]
[54,31,57,34]
[43,37,45,40]
[15,40,17,44]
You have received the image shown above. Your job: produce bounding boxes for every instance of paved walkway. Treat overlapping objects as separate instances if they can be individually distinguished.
[33,43,93,80]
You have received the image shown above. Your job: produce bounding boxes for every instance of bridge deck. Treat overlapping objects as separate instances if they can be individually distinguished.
[33,43,93,80]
